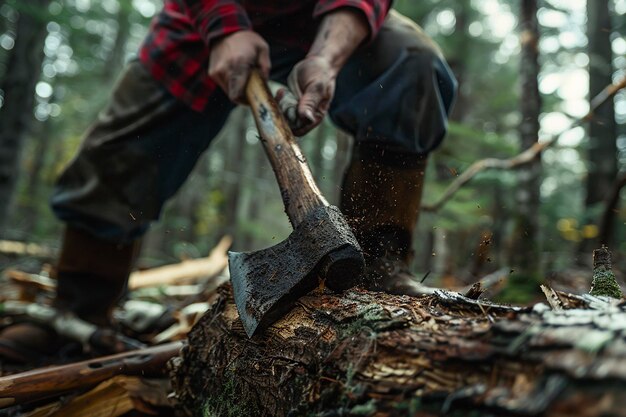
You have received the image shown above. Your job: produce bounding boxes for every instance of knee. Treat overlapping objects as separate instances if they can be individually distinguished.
[382,10,444,60]
[403,49,458,114]
[376,11,458,103]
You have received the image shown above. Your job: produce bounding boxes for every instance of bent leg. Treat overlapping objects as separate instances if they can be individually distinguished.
[51,60,235,243]
[330,10,457,154]
[333,12,457,296]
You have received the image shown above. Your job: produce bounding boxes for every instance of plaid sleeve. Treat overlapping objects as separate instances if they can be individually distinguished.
[313,0,392,41]
[180,0,252,46]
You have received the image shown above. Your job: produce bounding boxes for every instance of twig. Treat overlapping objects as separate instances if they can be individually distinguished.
[460,268,510,293]
[539,284,564,310]
[423,77,626,212]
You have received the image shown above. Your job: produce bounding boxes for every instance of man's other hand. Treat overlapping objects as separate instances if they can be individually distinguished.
[209,31,270,103]
[286,56,336,136]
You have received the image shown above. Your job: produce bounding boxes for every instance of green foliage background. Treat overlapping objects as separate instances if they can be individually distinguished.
[1,0,625,297]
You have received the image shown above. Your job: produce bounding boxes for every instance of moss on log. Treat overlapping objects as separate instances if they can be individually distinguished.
[589,246,622,299]
[171,285,626,417]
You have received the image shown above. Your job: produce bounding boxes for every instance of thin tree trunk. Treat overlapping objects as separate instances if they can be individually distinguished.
[172,177,203,249]
[598,172,626,246]
[19,115,52,234]
[584,0,616,245]
[219,109,248,247]
[508,0,542,285]
[102,4,131,84]
[0,1,9,35]
[0,0,49,234]
[309,124,326,191]
[448,0,470,123]
[242,144,267,249]
[333,130,351,204]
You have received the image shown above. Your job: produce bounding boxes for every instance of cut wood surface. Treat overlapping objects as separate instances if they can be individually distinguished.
[172,284,626,417]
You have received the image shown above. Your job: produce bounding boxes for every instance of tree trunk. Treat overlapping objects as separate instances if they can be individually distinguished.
[584,0,616,244]
[19,113,52,234]
[598,172,626,246]
[172,285,626,417]
[102,4,131,84]
[218,109,248,248]
[333,130,351,204]
[242,143,268,249]
[0,0,49,233]
[508,0,542,287]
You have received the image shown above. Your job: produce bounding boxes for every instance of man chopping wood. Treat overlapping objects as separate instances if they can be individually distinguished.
[0,1,455,361]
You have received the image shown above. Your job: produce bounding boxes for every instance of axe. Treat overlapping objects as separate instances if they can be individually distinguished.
[228,70,365,337]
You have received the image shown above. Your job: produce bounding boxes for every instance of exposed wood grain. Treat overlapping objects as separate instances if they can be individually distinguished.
[172,285,626,417]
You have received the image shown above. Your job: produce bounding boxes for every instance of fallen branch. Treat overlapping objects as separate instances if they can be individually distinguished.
[0,240,55,258]
[0,301,144,354]
[0,340,183,408]
[128,235,231,289]
[460,267,510,294]
[423,77,626,212]
[2,236,232,295]
[4,270,55,302]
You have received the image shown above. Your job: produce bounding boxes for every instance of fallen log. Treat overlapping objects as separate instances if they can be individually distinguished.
[172,285,626,417]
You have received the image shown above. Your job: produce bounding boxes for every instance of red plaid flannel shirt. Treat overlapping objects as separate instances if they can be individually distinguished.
[138,0,392,111]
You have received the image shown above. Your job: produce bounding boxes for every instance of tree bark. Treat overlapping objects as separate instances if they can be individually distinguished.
[333,129,351,204]
[509,0,542,284]
[585,0,616,208]
[102,4,131,84]
[18,114,51,234]
[172,285,626,417]
[584,0,617,251]
[220,109,248,248]
[0,0,49,233]
[598,172,626,246]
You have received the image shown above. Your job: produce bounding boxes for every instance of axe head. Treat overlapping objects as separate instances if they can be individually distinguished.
[229,205,364,337]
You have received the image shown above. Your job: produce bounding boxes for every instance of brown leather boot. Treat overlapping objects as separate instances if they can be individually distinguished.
[340,143,434,296]
[0,226,139,363]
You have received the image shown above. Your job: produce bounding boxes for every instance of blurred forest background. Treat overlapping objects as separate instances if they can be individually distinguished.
[0,0,625,302]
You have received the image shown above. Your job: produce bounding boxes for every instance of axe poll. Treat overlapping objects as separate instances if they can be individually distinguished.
[228,69,365,337]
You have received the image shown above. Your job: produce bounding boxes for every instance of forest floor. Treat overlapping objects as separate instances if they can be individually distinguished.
[0,240,624,417]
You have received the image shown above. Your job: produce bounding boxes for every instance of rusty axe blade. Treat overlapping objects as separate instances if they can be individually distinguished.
[229,70,364,338]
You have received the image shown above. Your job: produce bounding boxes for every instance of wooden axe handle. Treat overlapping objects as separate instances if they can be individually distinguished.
[245,69,328,226]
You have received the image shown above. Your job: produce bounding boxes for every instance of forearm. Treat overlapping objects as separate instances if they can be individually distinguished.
[307,9,369,73]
